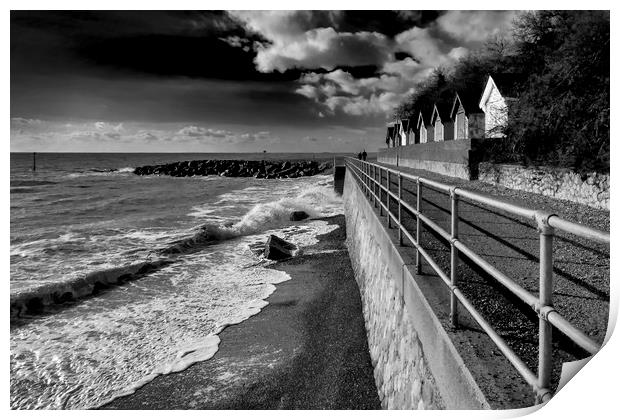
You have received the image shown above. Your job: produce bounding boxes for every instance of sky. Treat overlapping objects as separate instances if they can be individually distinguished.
[10,10,519,153]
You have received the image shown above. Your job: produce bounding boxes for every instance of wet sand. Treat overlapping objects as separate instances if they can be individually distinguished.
[101,215,381,410]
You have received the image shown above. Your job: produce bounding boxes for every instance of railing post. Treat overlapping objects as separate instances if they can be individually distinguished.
[536,215,554,404]
[387,170,391,228]
[398,174,403,245]
[416,179,421,274]
[379,168,384,216]
[363,161,367,196]
[365,162,369,196]
[372,165,376,207]
[450,188,459,328]
[365,162,369,197]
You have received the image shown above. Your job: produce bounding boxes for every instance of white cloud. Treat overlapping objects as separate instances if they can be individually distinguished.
[176,126,232,139]
[69,130,121,141]
[238,131,271,143]
[174,125,272,144]
[219,35,248,48]
[294,64,427,117]
[283,23,481,117]
[295,84,319,99]
[395,27,461,68]
[324,92,404,116]
[319,83,338,97]
[324,69,361,95]
[229,11,393,72]
[134,131,159,142]
[437,11,519,44]
[227,11,520,117]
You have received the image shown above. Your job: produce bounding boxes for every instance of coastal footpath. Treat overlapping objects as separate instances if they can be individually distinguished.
[133,159,332,179]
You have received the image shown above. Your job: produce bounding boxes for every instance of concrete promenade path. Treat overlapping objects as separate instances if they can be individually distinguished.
[101,215,381,410]
[362,160,609,402]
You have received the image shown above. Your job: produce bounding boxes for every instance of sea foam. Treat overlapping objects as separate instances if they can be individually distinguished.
[10,174,342,409]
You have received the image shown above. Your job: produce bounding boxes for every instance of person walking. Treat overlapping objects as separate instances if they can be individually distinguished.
[357,151,362,160]
[362,150,367,161]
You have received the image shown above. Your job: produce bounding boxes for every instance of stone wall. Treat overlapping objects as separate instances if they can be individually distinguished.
[343,170,489,409]
[479,163,610,210]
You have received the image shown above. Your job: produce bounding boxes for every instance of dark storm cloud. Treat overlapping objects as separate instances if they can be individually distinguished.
[10,73,319,126]
[74,34,306,81]
[10,10,303,82]
[334,10,443,37]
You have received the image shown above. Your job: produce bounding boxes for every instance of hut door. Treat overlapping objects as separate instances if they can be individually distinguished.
[457,111,466,139]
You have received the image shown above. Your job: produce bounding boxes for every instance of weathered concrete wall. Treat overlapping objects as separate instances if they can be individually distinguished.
[343,170,489,409]
[333,165,346,195]
[479,163,610,210]
[378,139,484,180]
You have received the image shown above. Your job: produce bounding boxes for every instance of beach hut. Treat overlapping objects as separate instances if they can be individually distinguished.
[479,74,522,138]
[397,118,412,146]
[385,123,397,148]
[430,101,455,142]
[451,91,485,140]
[393,121,401,147]
[416,111,428,144]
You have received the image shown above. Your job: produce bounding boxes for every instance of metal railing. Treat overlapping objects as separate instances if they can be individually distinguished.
[345,157,609,405]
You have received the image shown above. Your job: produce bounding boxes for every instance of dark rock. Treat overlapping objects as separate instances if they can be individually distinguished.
[133,159,335,179]
[264,235,298,260]
[290,211,309,221]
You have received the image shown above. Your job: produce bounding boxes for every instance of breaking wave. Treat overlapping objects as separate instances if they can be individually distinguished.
[10,260,173,322]
[160,185,342,254]
[10,183,342,321]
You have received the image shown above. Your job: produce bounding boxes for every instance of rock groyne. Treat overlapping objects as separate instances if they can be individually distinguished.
[134,159,332,179]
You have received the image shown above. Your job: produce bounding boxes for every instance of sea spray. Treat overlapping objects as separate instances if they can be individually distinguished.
[160,184,342,255]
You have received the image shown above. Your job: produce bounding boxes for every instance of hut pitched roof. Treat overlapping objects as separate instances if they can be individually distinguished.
[431,97,453,124]
[451,91,483,118]
[400,118,412,133]
[416,104,434,127]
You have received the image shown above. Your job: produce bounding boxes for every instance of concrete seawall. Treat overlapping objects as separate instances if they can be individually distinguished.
[377,139,484,180]
[342,168,489,409]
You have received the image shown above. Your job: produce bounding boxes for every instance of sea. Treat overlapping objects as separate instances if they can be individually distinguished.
[10,152,343,409]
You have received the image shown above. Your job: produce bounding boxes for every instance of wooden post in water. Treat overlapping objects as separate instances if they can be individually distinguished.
[33,152,36,172]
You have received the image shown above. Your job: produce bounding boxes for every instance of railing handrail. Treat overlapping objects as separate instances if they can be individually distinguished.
[343,157,608,405]
[349,158,609,244]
